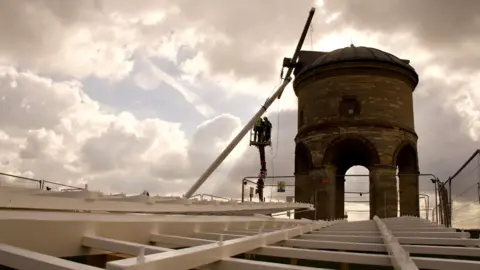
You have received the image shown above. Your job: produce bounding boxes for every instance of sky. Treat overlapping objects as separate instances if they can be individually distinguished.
[0,0,479,226]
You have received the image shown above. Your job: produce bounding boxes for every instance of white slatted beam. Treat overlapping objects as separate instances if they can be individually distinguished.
[251,246,392,266]
[81,236,325,270]
[277,239,480,257]
[151,234,214,247]
[397,237,480,246]
[146,233,389,266]
[300,234,480,246]
[0,190,312,215]
[223,230,258,236]
[0,244,101,270]
[413,256,480,270]
[374,216,419,270]
[82,236,170,255]
[277,239,386,252]
[310,230,380,235]
[204,257,330,270]
[299,234,383,243]
[310,230,467,238]
[106,221,331,270]
[193,232,244,241]
[251,246,480,270]
[82,236,326,270]
[322,226,455,232]
[406,245,480,257]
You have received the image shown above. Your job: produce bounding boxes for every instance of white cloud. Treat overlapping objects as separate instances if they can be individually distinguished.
[0,66,258,197]
[133,55,215,117]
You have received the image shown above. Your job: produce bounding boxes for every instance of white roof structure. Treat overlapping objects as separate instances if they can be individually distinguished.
[1,187,480,270]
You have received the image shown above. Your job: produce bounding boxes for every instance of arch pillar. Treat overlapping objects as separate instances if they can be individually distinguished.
[335,166,348,219]
[395,142,420,217]
[311,165,336,220]
[370,164,398,218]
[399,169,420,217]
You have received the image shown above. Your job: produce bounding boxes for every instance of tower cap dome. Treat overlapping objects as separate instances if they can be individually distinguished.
[294,45,418,87]
[298,45,415,73]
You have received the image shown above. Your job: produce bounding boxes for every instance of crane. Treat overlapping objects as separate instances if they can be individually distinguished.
[184,7,316,199]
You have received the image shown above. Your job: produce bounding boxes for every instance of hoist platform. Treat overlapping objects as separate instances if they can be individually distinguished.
[249,129,272,147]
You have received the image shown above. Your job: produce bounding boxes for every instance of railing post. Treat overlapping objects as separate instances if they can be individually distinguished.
[448,179,452,227]
[241,179,245,203]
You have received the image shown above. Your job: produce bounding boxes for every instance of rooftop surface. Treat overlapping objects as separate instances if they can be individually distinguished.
[0,187,479,270]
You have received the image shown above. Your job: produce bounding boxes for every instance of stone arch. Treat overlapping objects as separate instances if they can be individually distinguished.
[322,135,380,168]
[295,143,312,175]
[321,135,381,219]
[392,140,418,169]
[394,141,420,216]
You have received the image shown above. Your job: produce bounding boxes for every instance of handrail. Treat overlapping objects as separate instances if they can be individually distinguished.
[191,193,240,202]
[42,180,83,191]
[0,172,42,188]
[0,171,84,191]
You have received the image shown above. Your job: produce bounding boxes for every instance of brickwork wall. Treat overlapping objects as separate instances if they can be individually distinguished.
[294,62,419,220]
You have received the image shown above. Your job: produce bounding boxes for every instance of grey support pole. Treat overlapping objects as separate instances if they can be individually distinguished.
[184,79,291,198]
[184,7,316,199]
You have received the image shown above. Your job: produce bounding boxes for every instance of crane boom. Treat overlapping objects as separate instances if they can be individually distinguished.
[184,7,316,199]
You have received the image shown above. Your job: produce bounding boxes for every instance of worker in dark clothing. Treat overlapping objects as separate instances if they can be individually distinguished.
[253,118,264,143]
[256,174,265,202]
[263,116,272,143]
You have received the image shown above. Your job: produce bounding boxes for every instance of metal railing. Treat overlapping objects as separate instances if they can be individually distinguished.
[444,149,480,229]
[191,193,240,202]
[0,172,84,191]
[240,173,438,221]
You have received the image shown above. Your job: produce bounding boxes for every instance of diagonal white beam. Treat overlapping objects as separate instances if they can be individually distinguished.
[83,230,480,270]
[151,234,214,247]
[204,257,330,270]
[81,236,326,270]
[193,232,244,241]
[106,221,332,270]
[0,244,101,270]
[373,216,419,270]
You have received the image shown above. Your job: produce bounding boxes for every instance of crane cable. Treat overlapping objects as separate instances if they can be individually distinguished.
[268,77,283,201]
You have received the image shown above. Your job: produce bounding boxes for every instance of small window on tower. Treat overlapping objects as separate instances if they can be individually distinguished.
[299,110,305,126]
[339,96,360,117]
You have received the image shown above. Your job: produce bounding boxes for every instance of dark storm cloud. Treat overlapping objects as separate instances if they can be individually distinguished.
[414,79,480,202]
[321,0,480,72]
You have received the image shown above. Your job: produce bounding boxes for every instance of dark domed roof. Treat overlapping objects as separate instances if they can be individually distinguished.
[299,45,416,74]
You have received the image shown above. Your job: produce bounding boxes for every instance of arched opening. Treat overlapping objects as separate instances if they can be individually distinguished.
[344,166,370,221]
[299,110,305,127]
[322,136,380,220]
[395,143,420,216]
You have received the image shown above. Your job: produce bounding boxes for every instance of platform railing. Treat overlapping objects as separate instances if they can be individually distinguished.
[0,172,83,191]
[444,149,480,229]
[241,173,438,221]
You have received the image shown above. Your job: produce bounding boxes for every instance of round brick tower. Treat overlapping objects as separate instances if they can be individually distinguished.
[293,45,420,220]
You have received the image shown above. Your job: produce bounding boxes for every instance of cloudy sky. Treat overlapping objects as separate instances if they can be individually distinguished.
[0,0,479,224]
